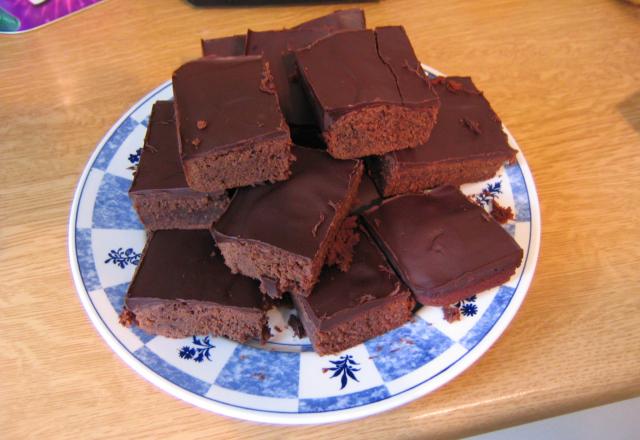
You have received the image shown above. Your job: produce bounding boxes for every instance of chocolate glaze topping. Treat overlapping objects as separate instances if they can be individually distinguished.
[172,56,289,159]
[201,11,365,128]
[128,101,224,198]
[201,34,246,57]
[213,146,362,259]
[390,77,516,164]
[292,9,365,31]
[296,227,409,331]
[351,173,382,214]
[246,28,338,126]
[129,101,190,193]
[126,230,266,309]
[374,26,435,105]
[362,186,523,299]
[294,27,438,129]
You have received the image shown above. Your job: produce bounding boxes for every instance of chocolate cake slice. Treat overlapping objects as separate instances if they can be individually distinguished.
[129,101,229,230]
[121,230,271,342]
[293,227,414,355]
[362,186,523,306]
[294,26,440,159]
[368,76,518,196]
[212,146,363,298]
[173,56,293,192]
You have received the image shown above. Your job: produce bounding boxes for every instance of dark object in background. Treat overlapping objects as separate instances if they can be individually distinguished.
[188,1,375,6]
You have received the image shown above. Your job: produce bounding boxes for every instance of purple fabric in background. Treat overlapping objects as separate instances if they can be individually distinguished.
[0,0,103,33]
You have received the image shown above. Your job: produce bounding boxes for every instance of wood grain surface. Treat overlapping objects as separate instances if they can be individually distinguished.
[2,0,639,438]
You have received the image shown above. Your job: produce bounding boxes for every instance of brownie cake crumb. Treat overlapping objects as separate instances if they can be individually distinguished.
[288,314,306,339]
[442,305,461,323]
[491,200,515,224]
[325,216,361,272]
[118,308,136,327]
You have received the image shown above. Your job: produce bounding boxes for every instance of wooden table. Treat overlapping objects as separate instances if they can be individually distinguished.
[2,0,639,438]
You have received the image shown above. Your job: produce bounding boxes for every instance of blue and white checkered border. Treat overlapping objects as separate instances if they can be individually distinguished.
[67,65,541,425]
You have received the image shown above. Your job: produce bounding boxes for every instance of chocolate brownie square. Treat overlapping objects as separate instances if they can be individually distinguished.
[200,9,365,60]
[294,26,440,159]
[368,76,518,196]
[292,9,365,31]
[121,230,271,342]
[172,56,294,192]
[129,101,230,230]
[246,28,338,128]
[212,146,363,298]
[201,34,246,57]
[293,227,414,355]
[245,16,364,146]
[362,186,523,306]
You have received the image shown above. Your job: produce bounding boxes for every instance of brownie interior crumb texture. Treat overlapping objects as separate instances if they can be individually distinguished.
[491,199,515,224]
[325,215,360,272]
[293,227,415,355]
[368,76,518,196]
[129,101,230,230]
[362,185,523,306]
[212,145,363,298]
[295,26,440,159]
[122,230,271,343]
[442,305,461,323]
[172,55,294,192]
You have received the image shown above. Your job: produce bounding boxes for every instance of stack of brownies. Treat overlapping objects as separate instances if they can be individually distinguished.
[120,9,524,355]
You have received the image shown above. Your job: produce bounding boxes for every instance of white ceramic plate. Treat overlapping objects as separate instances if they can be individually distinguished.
[68,65,540,425]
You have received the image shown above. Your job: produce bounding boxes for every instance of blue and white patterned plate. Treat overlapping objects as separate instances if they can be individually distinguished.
[68,65,540,425]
